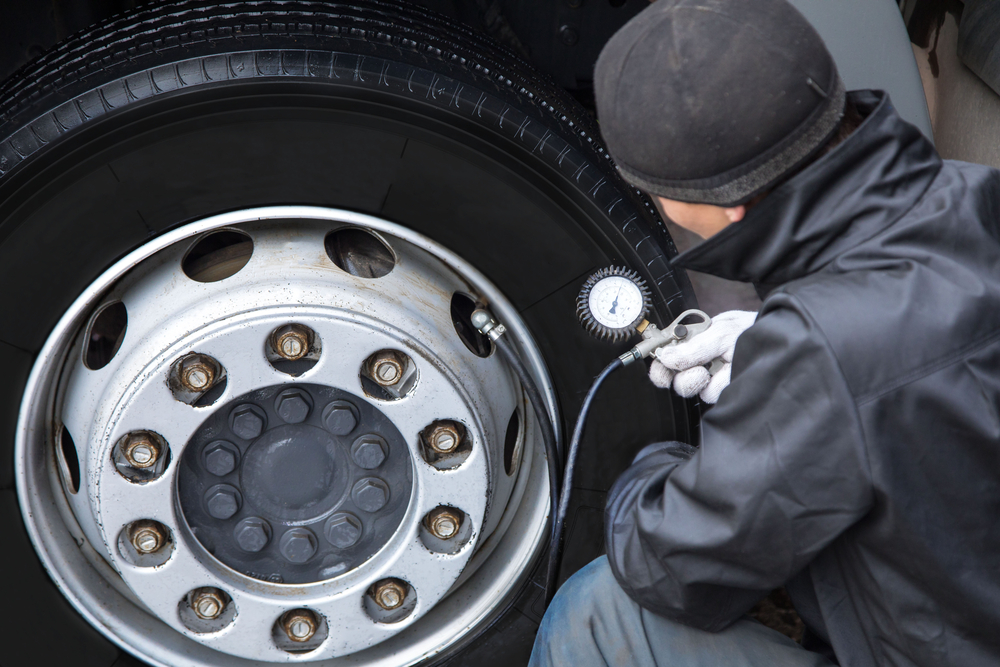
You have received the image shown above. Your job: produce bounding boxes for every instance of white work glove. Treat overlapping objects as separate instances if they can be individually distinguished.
[648,310,757,404]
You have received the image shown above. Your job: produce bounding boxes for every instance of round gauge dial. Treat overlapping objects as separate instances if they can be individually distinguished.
[588,276,645,329]
[576,267,652,342]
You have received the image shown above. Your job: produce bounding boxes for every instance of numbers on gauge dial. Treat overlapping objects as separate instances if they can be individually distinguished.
[588,276,645,330]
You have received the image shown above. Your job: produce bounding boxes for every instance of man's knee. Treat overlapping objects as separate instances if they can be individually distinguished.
[530,556,646,667]
[542,556,628,630]
[533,557,835,667]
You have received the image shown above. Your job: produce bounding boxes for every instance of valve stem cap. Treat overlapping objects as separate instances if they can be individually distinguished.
[470,309,493,333]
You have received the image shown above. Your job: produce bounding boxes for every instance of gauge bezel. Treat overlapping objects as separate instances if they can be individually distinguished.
[576,266,652,343]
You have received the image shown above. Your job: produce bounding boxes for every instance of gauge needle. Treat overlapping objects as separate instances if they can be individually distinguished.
[609,286,622,315]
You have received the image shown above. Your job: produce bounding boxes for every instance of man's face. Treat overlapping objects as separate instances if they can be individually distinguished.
[654,197,746,240]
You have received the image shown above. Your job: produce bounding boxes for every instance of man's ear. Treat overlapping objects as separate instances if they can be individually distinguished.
[724,206,746,223]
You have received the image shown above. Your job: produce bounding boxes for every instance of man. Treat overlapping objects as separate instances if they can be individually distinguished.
[528,0,1000,666]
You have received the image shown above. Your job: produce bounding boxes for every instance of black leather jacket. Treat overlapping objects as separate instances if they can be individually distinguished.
[605,90,1000,667]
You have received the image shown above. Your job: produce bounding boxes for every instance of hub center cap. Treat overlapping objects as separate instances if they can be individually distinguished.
[248,424,348,513]
[243,425,342,515]
[178,382,413,584]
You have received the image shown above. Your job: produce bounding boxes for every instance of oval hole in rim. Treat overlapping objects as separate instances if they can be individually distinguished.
[325,228,395,279]
[83,301,127,370]
[59,425,81,494]
[182,230,253,283]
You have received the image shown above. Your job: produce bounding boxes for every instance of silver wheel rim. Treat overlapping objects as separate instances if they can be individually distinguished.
[16,206,555,665]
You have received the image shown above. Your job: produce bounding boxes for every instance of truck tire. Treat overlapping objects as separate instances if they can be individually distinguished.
[0,2,695,665]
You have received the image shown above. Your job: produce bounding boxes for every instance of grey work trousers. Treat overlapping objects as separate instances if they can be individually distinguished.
[528,557,835,667]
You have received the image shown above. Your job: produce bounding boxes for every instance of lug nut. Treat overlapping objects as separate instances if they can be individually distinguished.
[279,528,318,563]
[428,423,461,453]
[170,354,225,406]
[192,588,226,620]
[324,512,362,548]
[113,431,170,482]
[119,520,173,566]
[353,478,389,512]
[371,354,403,386]
[275,389,311,424]
[361,350,416,400]
[234,517,271,552]
[282,609,318,642]
[426,507,462,540]
[205,484,242,520]
[322,400,358,435]
[373,579,407,610]
[179,355,217,392]
[274,325,310,361]
[130,522,165,554]
[230,404,265,440]
[203,440,238,476]
[123,433,160,468]
[418,421,471,469]
[352,435,387,469]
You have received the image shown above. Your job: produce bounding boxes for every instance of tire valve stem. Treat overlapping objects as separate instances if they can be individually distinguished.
[471,309,506,341]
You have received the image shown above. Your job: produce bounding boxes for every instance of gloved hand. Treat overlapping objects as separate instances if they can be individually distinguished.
[648,310,757,404]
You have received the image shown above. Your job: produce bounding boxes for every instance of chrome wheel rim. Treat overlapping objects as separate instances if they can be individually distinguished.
[17,206,554,665]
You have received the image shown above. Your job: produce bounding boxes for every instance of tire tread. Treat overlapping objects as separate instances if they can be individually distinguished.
[0,0,688,314]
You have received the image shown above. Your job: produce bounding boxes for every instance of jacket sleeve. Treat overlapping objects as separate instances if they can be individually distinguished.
[604,295,873,631]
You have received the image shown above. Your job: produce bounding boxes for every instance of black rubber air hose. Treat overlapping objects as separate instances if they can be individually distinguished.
[544,357,623,605]
[471,310,563,599]
[493,334,563,473]
[491,334,563,545]
[471,309,626,605]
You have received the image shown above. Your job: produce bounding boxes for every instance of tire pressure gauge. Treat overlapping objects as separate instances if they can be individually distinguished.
[577,266,652,343]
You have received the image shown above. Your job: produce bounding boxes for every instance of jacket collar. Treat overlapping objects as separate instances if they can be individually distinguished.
[672,91,942,294]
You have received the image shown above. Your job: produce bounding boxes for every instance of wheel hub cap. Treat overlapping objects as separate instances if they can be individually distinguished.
[179,383,413,584]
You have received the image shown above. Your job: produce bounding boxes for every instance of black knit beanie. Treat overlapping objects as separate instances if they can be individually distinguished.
[594,0,846,206]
